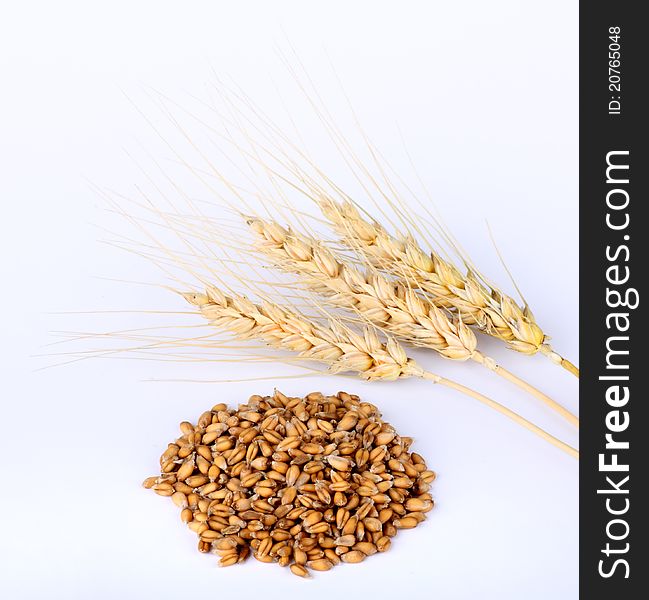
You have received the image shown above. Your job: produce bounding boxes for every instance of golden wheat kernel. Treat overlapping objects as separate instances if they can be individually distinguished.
[373,477,391,491]
[187,521,203,534]
[257,537,273,557]
[271,540,289,556]
[353,541,377,556]
[367,493,388,507]
[335,508,350,530]
[228,447,247,465]
[216,546,239,560]
[319,550,337,566]
[334,535,356,547]
[160,443,179,461]
[405,511,427,523]
[195,455,210,474]
[341,550,365,564]
[308,522,331,535]
[376,536,391,552]
[264,430,285,444]
[142,476,158,489]
[414,480,430,494]
[362,517,382,533]
[290,563,310,578]
[200,431,218,445]
[205,422,226,434]
[229,515,246,528]
[375,507,391,522]
[279,463,301,487]
[200,530,220,542]
[238,509,261,521]
[197,523,210,536]
[237,428,255,445]
[298,538,317,552]
[302,511,322,527]
[152,484,174,497]
[355,520,366,539]
[374,432,395,446]
[355,485,376,498]
[419,470,437,484]
[170,491,187,509]
[175,458,195,481]
[181,493,197,509]
[405,498,433,512]
[306,558,333,572]
[218,554,239,568]
[221,525,241,535]
[191,511,207,523]
[186,475,209,489]
[178,421,193,436]
[326,455,352,471]
[208,519,226,531]
[212,538,234,551]
[355,502,373,521]
[393,516,419,529]
[212,437,232,452]
[341,515,359,536]
[171,480,191,495]
[255,486,276,500]
[254,553,274,563]
[248,456,267,471]
[335,414,358,432]
[294,547,307,565]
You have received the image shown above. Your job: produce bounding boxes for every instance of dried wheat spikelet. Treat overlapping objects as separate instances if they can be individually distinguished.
[245,216,578,428]
[318,199,579,378]
[183,286,420,381]
[182,286,577,458]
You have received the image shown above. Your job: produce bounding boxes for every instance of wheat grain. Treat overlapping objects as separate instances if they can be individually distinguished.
[183,286,420,381]
[318,199,579,378]
[245,216,578,427]
[182,287,577,457]
[144,391,435,577]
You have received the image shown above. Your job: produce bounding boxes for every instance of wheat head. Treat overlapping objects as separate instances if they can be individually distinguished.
[318,199,578,376]
[183,286,424,381]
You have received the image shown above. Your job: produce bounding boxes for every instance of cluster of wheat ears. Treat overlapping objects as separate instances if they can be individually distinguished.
[157,173,577,459]
[110,86,578,459]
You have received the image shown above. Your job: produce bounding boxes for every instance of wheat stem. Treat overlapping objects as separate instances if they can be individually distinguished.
[471,351,579,428]
[424,373,578,459]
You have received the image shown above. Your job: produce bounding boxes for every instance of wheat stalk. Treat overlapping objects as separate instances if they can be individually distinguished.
[183,286,577,458]
[317,199,579,378]
[245,216,578,428]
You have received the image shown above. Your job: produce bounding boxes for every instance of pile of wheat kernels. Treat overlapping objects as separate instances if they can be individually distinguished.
[143,390,435,577]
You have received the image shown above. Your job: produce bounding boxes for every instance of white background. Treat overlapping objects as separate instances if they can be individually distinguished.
[0,2,578,599]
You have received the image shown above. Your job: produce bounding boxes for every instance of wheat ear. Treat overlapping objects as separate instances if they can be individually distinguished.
[245,217,577,428]
[183,286,577,458]
[318,199,579,378]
